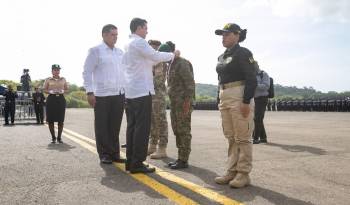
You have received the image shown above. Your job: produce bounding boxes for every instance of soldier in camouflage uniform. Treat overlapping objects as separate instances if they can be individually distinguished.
[147,41,170,159]
[166,41,195,169]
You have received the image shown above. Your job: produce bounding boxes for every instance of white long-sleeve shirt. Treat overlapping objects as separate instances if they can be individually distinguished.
[122,34,174,99]
[82,42,125,97]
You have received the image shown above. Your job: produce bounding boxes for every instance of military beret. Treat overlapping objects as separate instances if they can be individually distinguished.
[165,41,175,52]
[51,64,61,70]
[158,44,172,53]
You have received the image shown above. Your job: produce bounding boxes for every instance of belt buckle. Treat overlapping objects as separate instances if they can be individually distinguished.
[55,94,60,97]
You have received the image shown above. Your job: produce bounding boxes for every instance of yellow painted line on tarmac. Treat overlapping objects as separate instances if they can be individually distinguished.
[57,129,197,205]
[60,127,243,205]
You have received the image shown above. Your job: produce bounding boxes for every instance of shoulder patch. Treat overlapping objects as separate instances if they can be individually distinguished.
[249,57,254,64]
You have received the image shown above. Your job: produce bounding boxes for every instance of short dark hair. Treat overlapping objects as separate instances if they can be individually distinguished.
[102,24,117,34]
[130,18,147,33]
[148,40,161,46]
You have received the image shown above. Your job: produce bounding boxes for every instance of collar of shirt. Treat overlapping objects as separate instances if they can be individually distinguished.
[101,41,117,52]
[129,33,142,40]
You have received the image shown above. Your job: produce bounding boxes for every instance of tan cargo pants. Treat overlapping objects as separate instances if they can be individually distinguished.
[218,85,254,174]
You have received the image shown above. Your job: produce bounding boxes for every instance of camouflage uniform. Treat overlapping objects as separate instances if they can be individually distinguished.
[167,57,195,162]
[150,62,168,147]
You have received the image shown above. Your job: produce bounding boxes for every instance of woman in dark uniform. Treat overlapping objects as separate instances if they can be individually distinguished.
[214,23,257,188]
[43,64,68,143]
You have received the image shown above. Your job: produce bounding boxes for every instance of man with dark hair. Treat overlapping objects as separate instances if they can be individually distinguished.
[32,87,45,124]
[20,69,31,92]
[83,24,125,164]
[252,61,270,144]
[3,85,18,125]
[167,42,195,169]
[123,17,174,173]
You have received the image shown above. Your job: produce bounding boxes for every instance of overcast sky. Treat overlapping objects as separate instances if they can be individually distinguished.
[0,0,349,92]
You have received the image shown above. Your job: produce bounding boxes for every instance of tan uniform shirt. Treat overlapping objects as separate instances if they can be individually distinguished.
[44,77,67,94]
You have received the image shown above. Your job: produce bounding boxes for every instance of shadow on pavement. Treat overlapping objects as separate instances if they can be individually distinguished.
[2,122,45,126]
[264,142,327,155]
[99,163,166,199]
[160,157,316,205]
[47,142,76,152]
[161,157,219,186]
[233,185,316,205]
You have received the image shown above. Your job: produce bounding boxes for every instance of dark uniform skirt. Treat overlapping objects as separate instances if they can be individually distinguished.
[46,94,66,123]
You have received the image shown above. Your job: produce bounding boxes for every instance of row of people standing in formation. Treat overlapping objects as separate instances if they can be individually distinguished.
[267,98,350,112]
[82,19,195,174]
[81,18,264,189]
[1,85,55,126]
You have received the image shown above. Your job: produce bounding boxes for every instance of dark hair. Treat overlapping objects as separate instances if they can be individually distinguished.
[238,29,247,42]
[130,18,147,33]
[165,41,175,52]
[148,40,161,46]
[102,24,117,34]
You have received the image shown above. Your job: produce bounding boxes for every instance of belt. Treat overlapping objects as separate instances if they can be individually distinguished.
[220,81,245,90]
[49,94,63,97]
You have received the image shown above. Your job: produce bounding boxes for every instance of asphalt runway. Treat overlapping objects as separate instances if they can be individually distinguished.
[1,109,349,205]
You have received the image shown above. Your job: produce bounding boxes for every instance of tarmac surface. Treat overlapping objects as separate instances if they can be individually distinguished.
[1,109,349,205]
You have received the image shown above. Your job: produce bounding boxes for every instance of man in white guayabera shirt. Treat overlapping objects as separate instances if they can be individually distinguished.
[123,17,174,174]
[83,24,126,165]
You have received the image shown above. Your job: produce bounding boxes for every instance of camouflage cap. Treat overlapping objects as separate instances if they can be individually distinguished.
[51,64,61,70]
[158,44,172,53]
[215,23,241,35]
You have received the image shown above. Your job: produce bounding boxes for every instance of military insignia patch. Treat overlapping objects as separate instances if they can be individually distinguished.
[224,23,231,30]
[225,57,232,64]
[249,57,254,64]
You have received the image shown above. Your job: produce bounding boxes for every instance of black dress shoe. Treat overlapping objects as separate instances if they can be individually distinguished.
[113,158,126,163]
[260,139,268,143]
[130,165,156,174]
[168,160,180,167]
[253,139,260,144]
[170,160,188,169]
[100,157,112,164]
[121,144,127,148]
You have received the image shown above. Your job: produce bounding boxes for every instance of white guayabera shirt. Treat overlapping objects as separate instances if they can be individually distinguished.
[122,34,174,99]
[83,42,125,97]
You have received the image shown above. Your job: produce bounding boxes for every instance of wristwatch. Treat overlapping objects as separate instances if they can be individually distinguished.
[87,92,94,96]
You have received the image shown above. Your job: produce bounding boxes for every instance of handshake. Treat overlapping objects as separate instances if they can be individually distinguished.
[49,89,64,94]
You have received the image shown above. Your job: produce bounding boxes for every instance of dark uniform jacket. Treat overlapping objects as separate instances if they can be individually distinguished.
[4,90,18,104]
[167,57,195,102]
[216,44,257,104]
[32,92,45,105]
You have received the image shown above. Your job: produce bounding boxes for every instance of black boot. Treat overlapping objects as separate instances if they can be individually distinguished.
[57,137,63,143]
[51,136,56,144]
[169,160,188,169]
[253,139,260,144]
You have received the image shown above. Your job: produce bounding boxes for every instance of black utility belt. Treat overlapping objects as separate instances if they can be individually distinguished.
[220,81,245,89]
[49,94,63,97]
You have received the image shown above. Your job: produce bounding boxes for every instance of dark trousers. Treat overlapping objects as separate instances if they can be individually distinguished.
[94,95,125,160]
[126,95,152,168]
[253,97,268,140]
[4,102,15,124]
[34,104,44,123]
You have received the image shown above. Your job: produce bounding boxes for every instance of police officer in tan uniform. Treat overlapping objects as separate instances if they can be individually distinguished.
[214,23,257,188]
